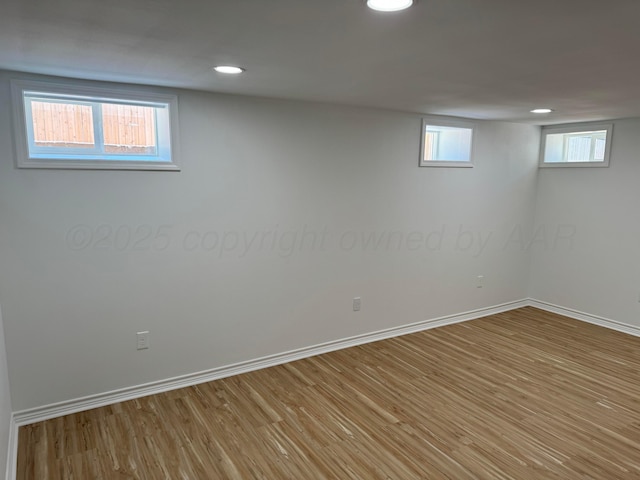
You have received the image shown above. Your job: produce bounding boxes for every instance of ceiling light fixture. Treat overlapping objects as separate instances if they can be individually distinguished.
[213,65,245,74]
[530,108,553,114]
[366,0,413,12]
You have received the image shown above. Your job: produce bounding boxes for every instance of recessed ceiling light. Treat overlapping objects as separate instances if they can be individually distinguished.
[213,65,245,74]
[366,0,413,12]
[530,108,553,114]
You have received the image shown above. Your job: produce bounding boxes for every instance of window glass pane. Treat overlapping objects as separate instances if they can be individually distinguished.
[23,93,171,162]
[566,135,592,162]
[102,104,157,155]
[30,99,95,148]
[594,137,606,160]
[544,130,607,163]
[423,125,472,162]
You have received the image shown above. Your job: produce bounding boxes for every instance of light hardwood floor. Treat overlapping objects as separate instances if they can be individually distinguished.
[17,307,640,479]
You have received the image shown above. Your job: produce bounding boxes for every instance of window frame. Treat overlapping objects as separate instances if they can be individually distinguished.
[11,79,180,171]
[539,122,613,168]
[419,117,476,168]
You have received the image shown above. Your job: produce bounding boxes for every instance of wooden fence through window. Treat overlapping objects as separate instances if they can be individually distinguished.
[31,101,157,153]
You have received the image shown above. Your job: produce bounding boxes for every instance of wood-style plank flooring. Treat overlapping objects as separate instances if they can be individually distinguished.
[17,307,640,479]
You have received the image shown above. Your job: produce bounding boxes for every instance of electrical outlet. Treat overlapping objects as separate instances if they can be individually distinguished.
[136,331,150,350]
[477,275,484,288]
[353,297,361,312]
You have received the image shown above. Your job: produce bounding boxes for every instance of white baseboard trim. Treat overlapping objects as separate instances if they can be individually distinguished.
[13,299,528,427]
[5,414,17,480]
[528,299,640,338]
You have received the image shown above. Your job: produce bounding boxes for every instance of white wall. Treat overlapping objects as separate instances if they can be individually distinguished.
[0,71,540,411]
[530,118,640,327]
[0,306,13,478]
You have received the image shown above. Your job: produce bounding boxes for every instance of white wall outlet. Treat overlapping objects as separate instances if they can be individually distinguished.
[353,297,361,312]
[136,331,150,350]
[477,275,484,288]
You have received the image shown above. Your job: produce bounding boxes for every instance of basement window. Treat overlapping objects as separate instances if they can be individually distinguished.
[540,123,612,168]
[419,118,475,167]
[11,79,180,171]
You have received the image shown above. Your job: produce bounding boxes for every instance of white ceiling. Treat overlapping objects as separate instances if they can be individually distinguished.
[2,0,640,124]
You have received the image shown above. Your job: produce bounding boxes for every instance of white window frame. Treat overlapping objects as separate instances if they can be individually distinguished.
[539,122,613,168]
[419,117,475,168]
[11,79,180,171]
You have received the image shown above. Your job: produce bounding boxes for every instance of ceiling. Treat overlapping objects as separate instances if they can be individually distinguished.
[2,0,640,124]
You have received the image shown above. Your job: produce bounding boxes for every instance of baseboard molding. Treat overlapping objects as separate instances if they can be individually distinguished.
[528,299,640,338]
[5,414,16,480]
[13,299,528,427]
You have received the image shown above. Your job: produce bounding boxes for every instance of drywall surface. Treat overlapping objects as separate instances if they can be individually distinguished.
[529,118,640,326]
[0,71,539,410]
